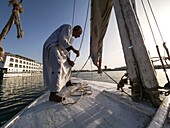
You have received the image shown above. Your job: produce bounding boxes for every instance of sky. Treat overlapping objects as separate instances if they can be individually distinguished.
[0,0,170,71]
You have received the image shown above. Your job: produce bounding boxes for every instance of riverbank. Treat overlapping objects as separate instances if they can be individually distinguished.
[72,65,170,72]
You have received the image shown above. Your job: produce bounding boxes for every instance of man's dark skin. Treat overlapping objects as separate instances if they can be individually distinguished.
[66,26,82,67]
[66,46,79,67]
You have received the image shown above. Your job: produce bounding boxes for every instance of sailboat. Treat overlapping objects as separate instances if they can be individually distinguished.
[2,0,170,128]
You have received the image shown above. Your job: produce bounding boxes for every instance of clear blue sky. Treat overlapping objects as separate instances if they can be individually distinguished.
[0,0,170,70]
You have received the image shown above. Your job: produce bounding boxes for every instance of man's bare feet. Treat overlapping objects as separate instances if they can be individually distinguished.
[66,80,74,87]
[49,92,65,102]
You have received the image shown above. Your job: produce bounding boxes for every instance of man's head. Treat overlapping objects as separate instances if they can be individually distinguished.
[72,25,82,38]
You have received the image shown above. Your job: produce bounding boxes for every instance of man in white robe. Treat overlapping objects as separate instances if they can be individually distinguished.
[43,24,82,102]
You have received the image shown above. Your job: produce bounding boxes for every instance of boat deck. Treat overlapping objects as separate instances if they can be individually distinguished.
[2,78,170,128]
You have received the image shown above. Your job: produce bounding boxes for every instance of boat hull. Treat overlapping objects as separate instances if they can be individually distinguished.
[0,72,42,80]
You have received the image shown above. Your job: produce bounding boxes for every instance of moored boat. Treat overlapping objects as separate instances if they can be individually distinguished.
[0,52,42,79]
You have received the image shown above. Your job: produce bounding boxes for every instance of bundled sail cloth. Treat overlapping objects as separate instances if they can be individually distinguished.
[90,0,113,73]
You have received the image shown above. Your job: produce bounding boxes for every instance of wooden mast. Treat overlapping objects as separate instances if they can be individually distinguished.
[113,0,161,107]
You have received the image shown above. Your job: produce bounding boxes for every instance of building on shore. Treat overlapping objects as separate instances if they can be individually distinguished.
[0,52,42,79]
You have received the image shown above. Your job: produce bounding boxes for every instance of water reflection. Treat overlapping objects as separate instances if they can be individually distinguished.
[0,75,46,126]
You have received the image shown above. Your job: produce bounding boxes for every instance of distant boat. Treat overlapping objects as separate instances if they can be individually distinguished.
[0,52,42,79]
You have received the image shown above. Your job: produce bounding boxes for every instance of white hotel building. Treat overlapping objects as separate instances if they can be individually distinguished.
[0,52,42,77]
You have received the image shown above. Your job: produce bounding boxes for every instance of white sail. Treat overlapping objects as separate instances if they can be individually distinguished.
[90,0,113,73]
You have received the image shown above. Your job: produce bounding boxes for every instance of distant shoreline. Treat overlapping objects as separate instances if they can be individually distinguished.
[72,65,170,72]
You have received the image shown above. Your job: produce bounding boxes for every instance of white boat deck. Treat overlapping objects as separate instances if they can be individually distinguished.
[2,78,170,128]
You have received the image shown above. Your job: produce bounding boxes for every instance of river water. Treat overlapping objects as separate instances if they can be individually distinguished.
[0,75,46,126]
[0,69,169,126]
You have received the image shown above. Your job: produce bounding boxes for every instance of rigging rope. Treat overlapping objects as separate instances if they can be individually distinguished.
[72,0,76,27]
[73,0,90,62]
[68,0,90,75]
[147,0,170,67]
[147,0,164,43]
[64,0,91,104]
[141,0,170,84]
[104,71,133,98]
[102,71,118,84]
[71,1,132,97]
[75,55,91,77]
[140,0,157,45]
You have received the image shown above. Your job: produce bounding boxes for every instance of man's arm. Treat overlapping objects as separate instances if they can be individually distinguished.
[66,46,80,57]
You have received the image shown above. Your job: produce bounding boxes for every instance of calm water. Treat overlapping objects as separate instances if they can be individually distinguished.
[73,69,169,86]
[0,75,46,127]
[0,69,169,126]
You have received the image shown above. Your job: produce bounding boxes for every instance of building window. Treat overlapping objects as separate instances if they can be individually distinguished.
[20,60,22,63]
[15,59,18,63]
[9,63,13,67]
[10,58,14,62]
[15,64,18,68]
[19,65,22,68]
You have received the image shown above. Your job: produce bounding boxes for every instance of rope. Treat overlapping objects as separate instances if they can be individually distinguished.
[61,83,92,105]
[72,0,76,27]
[140,0,157,45]
[141,0,170,83]
[164,60,170,68]
[75,59,133,98]
[68,0,90,75]
[121,88,133,98]
[0,0,24,61]
[103,71,133,98]
[147,0,170,68]
[75,55,91,77]
[102,71,118,84]
[72,0,135,99]
[0,0,24,42]
[147,0,164,42]
[73,0,90,62]
[63,0,91,104]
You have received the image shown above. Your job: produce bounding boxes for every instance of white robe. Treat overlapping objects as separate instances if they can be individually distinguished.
[43,24,73,92]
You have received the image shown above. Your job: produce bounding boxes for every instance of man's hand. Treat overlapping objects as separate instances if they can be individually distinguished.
[66,46,80,57]
[73,49,80,57]
[67,59,75,67]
